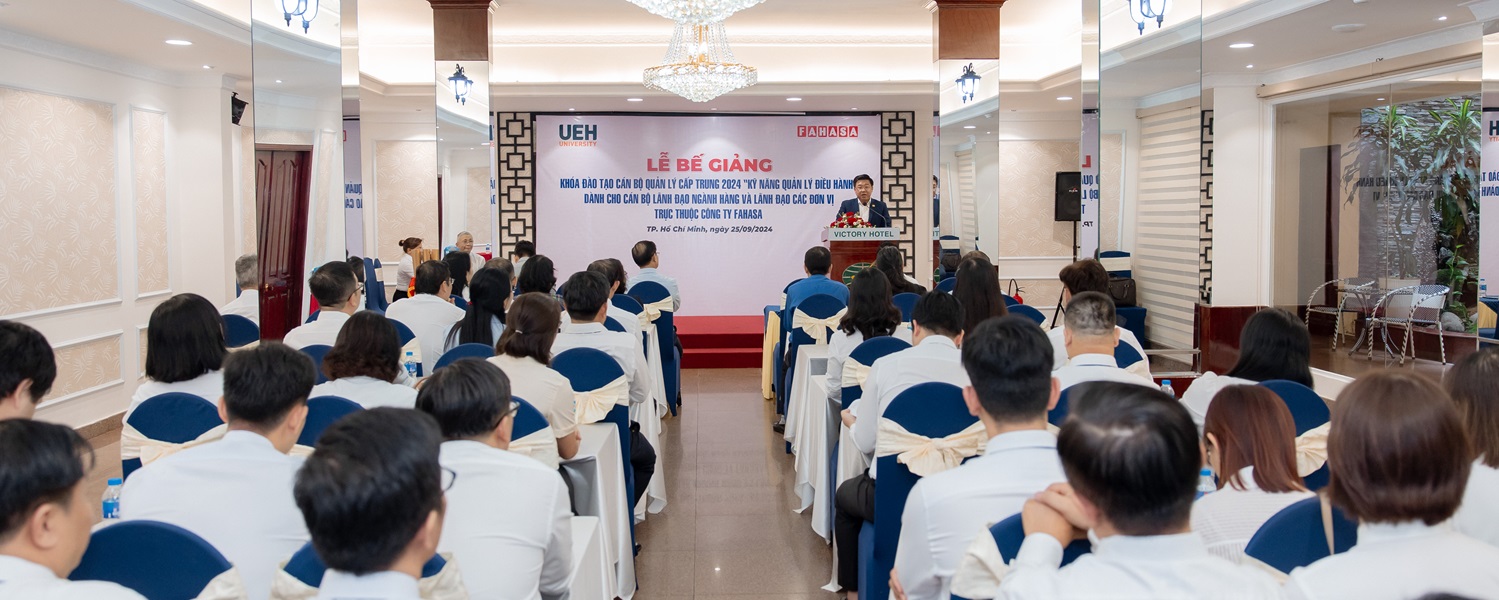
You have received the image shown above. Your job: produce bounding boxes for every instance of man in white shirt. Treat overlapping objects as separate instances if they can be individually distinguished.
[588,259,643,341]
[120,342,315,600]
[552,271,657,508]
[283,261,362,349]
[834,291,969,596]
[415,359,572,600]
[1051,292,1156,392]
[1047,260,1147,378]
[0,420,146,599]
[294,408,449,600]
[385,261,466,373]
[220,254,260,325]
[510,240,534,277]
[0,321,56,421]
[997,382,1280,599]
[627,240,681,310]
[890,315,1067,600]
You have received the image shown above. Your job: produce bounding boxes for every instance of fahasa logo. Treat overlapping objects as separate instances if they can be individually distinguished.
[797,125,859,138]
[558,124,598,147]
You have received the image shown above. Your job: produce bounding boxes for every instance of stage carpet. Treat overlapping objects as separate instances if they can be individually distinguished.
[677,316,763,369]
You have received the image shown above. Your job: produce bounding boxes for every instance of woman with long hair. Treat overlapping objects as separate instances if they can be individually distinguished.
[130,293,229,415]
[954,256,1007,337]
[487,293,580,461]
[1191,385,1313,563]
[1445,347,1499,547]
[516,255,557,297]
[444,268,511,352]
[825,268,908,404]
[314,311,417,409]
[1180,308,1312,426]
[394,237,422,301]
[873,246,926,296]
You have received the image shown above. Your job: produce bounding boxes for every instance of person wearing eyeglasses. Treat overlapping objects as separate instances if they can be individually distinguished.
[415,359,572,600]
[283,261,365,350]
[120,343,315,600]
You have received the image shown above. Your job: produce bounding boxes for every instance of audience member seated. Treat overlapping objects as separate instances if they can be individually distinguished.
[283,261,362,349]
[1047,259,1146,375]
[442,268,511,353]
[1190,385,1314,563]
[0,420,146,599]
[954,255,1007,337]
[835,291,969,596]
[589,258,644,340]
[443,231,482,299]
[0,321,56,421]
[130,294,228,415]
[220,254,260,325]
[510,240,535,275]
[385,261,466,372]
[628,240,681,310]
[416,359,573,600]
[394,237,423,302]
[552,271,657,507]
[1180,308,1312,427]
[997,382,1280,598]
[785,246,850,312]
[489,293,581,463]
[1284,371,1499,598]
[293,408,451,598]
[874,246,927,296]
[516,255,558,297]
[120,342,314,600]
[1446,347,1499,548]
[311,312,419,410]
[891,316,1066,600]
[826,269,911,406]
[1051,292,1156,391]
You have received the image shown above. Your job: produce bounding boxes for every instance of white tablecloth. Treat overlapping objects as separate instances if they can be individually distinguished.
[824,415,875,592]
[561,424,636,600]
[784,345,837,541]
[568,516,610,600]
[633,323,669,521]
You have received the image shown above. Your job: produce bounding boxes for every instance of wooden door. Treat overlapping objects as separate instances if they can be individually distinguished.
[255,149,311,341]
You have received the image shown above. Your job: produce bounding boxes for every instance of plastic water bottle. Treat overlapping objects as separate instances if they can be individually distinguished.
[1159,379,1174,399]
[101,478,122,519]
[1481,278,1489,299]
[403,351,420,379]
[1197,468,1217,497]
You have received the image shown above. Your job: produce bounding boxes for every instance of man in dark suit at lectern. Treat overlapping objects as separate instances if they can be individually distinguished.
[835,174,891,227]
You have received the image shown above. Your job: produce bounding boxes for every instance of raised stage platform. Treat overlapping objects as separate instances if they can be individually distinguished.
[677,316,763,369]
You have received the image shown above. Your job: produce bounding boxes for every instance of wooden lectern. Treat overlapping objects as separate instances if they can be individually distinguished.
[823,228,899,283]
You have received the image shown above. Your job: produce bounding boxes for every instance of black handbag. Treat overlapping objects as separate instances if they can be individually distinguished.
[1108,277,1138,307]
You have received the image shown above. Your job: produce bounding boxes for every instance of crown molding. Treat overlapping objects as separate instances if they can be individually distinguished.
[0,26,186,86]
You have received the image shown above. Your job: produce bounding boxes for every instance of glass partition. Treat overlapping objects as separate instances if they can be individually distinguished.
[436,60,495,259]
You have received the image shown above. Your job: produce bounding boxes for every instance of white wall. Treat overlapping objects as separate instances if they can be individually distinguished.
[1208,84,1272,307]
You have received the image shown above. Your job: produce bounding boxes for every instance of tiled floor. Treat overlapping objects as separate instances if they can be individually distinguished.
[634,368,838,600]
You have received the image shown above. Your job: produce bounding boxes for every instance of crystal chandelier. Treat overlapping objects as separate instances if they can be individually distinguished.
[625,0,765,25]
[643,21,758,103]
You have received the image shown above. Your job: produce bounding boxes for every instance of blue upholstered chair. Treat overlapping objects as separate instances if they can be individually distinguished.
[936,277,958,293]
[512,396,551,439]
[604,316,627,333]
[892,292,920,323]
[991,512,1092,564]
[364,258,388,312]
[1244,497,1357,574]
[780,293,847,418]
[221,314,259,348]
[1098,250,1132,278]
[70,520,234,599]
[300,344,333,384]
[1048,388,1072,428]
[552,348,636,531]
[390,319,418,347]
[840,337,912,412]
[1259,379,1332,490]
[1114,342,1146,373]
[629,280,680,416]
[433,343,495,372]
[122,393,223,480]
[283,541,449,589]
[772,278,804,407]
[451,295,469,310]
[861,382,975,600]
[1001,294,1019,307]
[305,310,319,324]
[1010,304,1046,326]
[612,294,649,351]
[298,396,363,448]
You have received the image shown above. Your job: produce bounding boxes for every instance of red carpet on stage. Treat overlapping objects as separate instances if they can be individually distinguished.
[676,316,763,369]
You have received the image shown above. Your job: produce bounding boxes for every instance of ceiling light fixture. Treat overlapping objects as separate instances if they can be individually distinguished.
[643,21,757,103]
[963,125,976,129]
[955,63,981,104]
[1376,97,1386,101]
[1126,0,1169,35]
[1229,42,1255,49]
[280,0,319,34]
[202,65,213,69]
[1245,64,1254,69]
[447,64,473,105]
[275,79,283,83]
[787,97,802,102]
[624,0,764,25]
[1057,96,1074,101]
[627,98,644,102]
[165,39,193,46]
[1437,15,1448,21]
[568,108,576,111]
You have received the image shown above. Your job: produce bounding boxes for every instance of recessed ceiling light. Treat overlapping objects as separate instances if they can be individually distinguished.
[165,39,192,46]
[568,108,575,111]
[202,65,213,69]
[986,131,992,134]
[787,97,802,102]
[963,125,976,129]
[711,108,718,110]
[850,107,858,110]
[275,79,283,83]
[626,98,643,102]
[1376,97,1386,101]
[1057,96,1074,101]
[1229,42,1255,49]
[1245,64,1254,69]
[1331,23,1365,33]
[1437,15,1448,21]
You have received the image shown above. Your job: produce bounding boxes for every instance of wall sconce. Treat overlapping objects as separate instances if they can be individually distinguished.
[280,0,319,33]
[448,65,473,105]
[1127,0,1169,35]
[955,64,981,104]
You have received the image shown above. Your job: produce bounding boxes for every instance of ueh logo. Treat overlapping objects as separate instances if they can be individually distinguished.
[558,124,598,147]
[797,125,859,138]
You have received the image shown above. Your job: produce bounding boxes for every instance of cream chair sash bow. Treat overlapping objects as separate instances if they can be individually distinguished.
[193,567,249,600]
[288,445,315,458]
[120,423,229,465]
[792,307,847,347]
[874,419,987,477]
[269,552,468,600]
[573,376,631,425]
[641,298,675,322]
[841,360,872,390]
[950,531,1010,600]
[1295,423,1331,477]
[509,428,562,470]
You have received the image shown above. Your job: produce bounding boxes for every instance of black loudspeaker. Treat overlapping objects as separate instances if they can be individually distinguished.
[230,93,247,126]
[1055,171,1081,222]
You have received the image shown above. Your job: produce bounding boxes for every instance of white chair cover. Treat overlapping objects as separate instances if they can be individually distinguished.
[288,445,314,458]
[1295,422,1331,477]
[573,376,630,425]
[269,552,469,600]
[119,423,228,465]
[874,419,987,477]
[194,567,249,600]
[1098,255,1131,273]
[840,360,872,390]
[640,298,675,322]
[950,530,1010,600]
[509,427,562,470]
[791,307,847,347]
